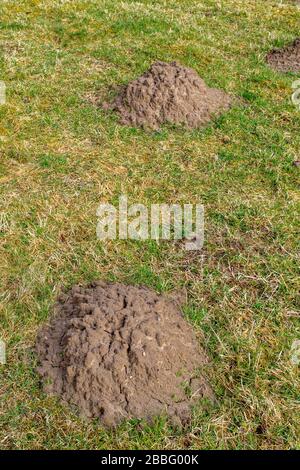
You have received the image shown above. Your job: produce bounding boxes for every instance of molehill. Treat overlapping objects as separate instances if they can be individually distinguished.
[36,282,214,427]
[266,38,300,72]
[103,61,232,129]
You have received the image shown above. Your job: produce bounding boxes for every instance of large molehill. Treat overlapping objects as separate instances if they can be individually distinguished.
[36,282,214,427]
[103,61,232,129]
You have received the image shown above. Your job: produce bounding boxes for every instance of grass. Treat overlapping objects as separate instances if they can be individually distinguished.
[0,0,300,450]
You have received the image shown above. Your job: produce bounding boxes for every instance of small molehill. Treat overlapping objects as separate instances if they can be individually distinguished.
[266,38,300,72]
[103,61,232,130]
[36,282,214,428]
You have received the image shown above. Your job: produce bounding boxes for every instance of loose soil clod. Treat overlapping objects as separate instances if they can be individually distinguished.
[103,61,232,130]
[36,282,214,428]
[266,38,300,72]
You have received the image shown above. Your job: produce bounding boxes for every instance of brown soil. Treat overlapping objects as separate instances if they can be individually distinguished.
[266,38,300,72]
[36,282,214,427]
[103,61,232,130]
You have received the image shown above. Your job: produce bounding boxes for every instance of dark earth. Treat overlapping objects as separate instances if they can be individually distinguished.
[103,61,232,130]
[266,38,300,72]
[36,282,214,427]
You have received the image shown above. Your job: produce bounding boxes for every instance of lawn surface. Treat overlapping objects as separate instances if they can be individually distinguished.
[0,0,299,450]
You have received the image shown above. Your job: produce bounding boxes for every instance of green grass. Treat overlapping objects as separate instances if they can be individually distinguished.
[0,0,300,450]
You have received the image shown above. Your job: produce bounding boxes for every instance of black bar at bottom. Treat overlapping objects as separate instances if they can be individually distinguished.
[0,450,299,466]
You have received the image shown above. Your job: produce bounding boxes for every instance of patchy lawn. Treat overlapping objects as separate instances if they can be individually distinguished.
[0,0,299,450]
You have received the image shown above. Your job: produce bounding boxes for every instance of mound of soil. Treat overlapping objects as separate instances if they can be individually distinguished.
[36,282,214,427]
[266,38,300,72]
[103,61,232,129]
